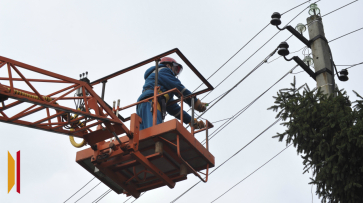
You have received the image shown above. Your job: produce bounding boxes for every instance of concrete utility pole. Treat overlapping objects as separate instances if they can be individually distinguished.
[307,15,335,95]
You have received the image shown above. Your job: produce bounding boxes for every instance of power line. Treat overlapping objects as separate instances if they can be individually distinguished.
[66,1,322,202]
[201,65,298,145]
[63,177,95,203]
[183,48,278,130]
[184,1,321,114]
[123,196,132,203]
[192,48,278,123]
[93,189,112,203]
[345,62,363,70]
[189,0,317,95]
[170,118,281,203]
[281,0,314,15]
[336,62,363,66]
[130,192,145,203]
[190,23,270,94]
[329,27,363,43]
[193,0,314,116]
[74,182,102,203]
[335,62,363,75]
[172,9,314,202]
[210,144,293,203]
[210,117,233,124]
[267,0,358,64]
[322,0,358,17]
[267,46,306,64]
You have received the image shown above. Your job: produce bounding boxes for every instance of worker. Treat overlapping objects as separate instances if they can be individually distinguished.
[136,57,207,130]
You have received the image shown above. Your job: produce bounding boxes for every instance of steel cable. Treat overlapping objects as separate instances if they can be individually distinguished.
[194,31,297,123]
[190,0,318,95]
[185,0,321,110]
[93,189,111,203]
[188,0,314,116]
[130,192,145,203]
[69,1,322,202]
[329,27,363,43]
[335,62,363,75]
[190,23,270,94]
[321,0,358,17]
[210,144,293,203]
[63,177,95,203]
[123,196,132,203]
[336,62,363,67]
[171,4,314,201]
[192,48,278,123]
[74,182,102,203]
[344,62,363,70]
[281,0,313,15]
[170,118,282,203]
[201,65,298,145]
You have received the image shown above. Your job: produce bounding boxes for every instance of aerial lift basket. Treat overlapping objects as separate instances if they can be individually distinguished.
[0,48,215,198]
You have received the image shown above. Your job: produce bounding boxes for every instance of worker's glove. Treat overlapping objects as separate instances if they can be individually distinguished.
[194,99,207,112]
[190,118,205,129]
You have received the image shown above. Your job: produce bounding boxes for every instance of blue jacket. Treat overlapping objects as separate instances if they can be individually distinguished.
[137,64,195,124]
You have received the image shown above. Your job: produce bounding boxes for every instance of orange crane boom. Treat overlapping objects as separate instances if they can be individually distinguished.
[0,48,215,198]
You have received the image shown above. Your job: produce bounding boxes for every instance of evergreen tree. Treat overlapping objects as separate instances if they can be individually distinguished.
[268,77,363,203]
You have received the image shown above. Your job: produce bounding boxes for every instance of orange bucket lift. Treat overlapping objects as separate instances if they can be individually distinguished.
[0,48,215,198]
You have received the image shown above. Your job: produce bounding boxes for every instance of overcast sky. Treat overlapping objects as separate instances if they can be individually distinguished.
[1,0,363,202]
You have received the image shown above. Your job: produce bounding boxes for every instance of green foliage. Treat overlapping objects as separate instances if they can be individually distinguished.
[268,77,363,203]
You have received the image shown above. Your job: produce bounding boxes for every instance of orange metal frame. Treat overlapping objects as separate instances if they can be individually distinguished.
[0,48,215,198]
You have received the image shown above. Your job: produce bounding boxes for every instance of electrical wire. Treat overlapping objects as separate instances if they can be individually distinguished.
[63,177,95,203]
[336,62,363,66]
[74,182,102,203]
[196,30,284,105]
[281,0,314,15]
[335,62,363,75]
[189,0,314,95]
[329,27,363,43]
[280,26,363,77]
[210,117,233,124]
[200,65,298,145]
[344,62,363,70]
[123,196,132,203]
[210,144,293,203]
[186,0,320,111]
[191,0,314,115]
[170,118,281,203]
[190,23,270,94]
[267,45,306,64]
[192,48,278,124]
[130,192,145,203]
[93,189,112,203]
[321,0,358,17]
[290,70,305,74]
[67,1,322,202]
[268,0,358,65]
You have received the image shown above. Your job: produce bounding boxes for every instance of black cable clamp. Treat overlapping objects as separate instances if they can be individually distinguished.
[308,34,328,46]
[315,67,332,78]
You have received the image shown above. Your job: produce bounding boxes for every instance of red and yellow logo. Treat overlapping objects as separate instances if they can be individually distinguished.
[8,151,20,194]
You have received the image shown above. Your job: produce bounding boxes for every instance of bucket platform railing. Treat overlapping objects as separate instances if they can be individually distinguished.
[0,48,215,198]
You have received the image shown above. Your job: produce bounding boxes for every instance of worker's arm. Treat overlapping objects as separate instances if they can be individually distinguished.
[158,68,196,106]
[166,97,192,124]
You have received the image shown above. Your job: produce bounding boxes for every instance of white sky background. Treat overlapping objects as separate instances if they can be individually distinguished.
[1,0,362,202]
